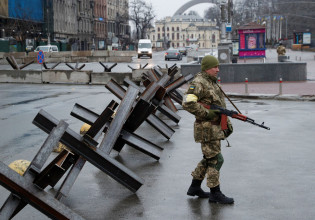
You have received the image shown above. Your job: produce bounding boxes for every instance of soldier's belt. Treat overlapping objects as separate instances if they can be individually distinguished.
[195,119,220,125]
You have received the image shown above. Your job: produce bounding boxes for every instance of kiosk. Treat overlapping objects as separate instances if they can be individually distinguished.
[237,22,266,59]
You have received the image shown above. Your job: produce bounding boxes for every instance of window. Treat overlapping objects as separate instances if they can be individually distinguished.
[158,27,160,32]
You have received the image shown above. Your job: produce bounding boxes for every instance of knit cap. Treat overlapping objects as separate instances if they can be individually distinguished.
[201,55,219,71]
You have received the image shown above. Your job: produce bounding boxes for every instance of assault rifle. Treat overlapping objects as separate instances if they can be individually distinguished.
[210,104,270,130]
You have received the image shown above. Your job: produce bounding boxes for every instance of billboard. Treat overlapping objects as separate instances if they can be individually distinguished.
[0,0,9,18]
[9,0,44,22]
[303,33,311,45]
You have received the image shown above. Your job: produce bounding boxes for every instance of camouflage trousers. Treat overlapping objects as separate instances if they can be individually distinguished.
[191,140,223,188]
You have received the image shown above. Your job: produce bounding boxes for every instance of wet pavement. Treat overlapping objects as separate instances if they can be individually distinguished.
[0,84,315,220]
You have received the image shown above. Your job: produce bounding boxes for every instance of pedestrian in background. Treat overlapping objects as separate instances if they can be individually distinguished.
[277,42,286,56]
[182,55,234,204]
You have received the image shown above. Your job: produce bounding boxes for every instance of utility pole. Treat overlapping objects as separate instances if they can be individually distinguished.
[227,0,233,40]
[218,0,232,63]
[46,0,51,45]
[220,0,227,42]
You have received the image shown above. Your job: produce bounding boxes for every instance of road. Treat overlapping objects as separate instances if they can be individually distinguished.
[0,84,315,220]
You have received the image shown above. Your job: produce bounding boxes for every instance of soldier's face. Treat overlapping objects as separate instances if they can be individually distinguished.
[205,66,219,77]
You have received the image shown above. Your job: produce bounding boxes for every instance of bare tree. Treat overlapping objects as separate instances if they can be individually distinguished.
[129,0,155,40]
[204,6,220,25]
[232,0,315,40]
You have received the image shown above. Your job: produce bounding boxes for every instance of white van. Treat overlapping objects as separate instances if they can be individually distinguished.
[34,45,59,52]
[137,39,152,58]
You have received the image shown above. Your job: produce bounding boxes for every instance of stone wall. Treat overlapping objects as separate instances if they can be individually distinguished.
[180,62,307,82]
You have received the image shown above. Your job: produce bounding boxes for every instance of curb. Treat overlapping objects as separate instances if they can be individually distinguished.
[226,93,315,101]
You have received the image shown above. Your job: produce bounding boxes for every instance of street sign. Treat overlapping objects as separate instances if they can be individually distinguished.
[226,23,232,32]
[37,50,44,64]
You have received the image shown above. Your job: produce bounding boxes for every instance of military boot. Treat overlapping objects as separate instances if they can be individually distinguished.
[187,179,210,198]
[209,185,234,204]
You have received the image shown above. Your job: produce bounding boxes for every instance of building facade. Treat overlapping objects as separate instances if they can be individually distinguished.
[94,0,107,50]
[51,0,78,49]
[0,0,130,52]
[149,11,220,49]
[106,0,130,49]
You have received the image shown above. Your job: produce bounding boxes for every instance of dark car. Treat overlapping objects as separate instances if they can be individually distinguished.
[165,49,182,61]
[178,47,187,56]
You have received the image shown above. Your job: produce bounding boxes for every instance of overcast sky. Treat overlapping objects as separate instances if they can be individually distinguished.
[147,0,217,20]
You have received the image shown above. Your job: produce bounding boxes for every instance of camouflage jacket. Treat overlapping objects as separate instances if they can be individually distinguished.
[277,45,286,56]
[182,71,231,142]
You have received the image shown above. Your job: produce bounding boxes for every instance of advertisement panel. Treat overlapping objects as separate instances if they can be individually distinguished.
[0,0,8,17]
[9,0,43,22]
[303,33,311,45]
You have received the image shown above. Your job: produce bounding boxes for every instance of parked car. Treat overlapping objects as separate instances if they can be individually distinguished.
[165,48,182,61]
[178,47,187,56]
[34,45,59,52]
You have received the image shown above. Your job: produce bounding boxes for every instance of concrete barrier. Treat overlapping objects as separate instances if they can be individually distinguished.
[181,62,307,82]
[42,70,91,84]
[91,72,131,85]
[0,70,42,83]
[0,51,136,64]
[0,69,131,85]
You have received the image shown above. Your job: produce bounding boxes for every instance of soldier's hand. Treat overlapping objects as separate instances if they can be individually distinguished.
[224,123,233,137]
[205,109,220,120]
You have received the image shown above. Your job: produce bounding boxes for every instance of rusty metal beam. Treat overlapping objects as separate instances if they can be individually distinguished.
[33,109,144,192]
[105,79,175,139]
[70,103,163,160]
[0,162,85,220]
[100,86,139,154]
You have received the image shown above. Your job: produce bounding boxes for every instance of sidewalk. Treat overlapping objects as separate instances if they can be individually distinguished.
[189,48,315,101]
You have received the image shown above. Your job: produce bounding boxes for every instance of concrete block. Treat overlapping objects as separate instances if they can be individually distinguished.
[57,51,71,57]
[23,57,37,64]
[71,51,92,57]
[71,57,88,63]
[7,52,26,59]
[50,52,68,58]
[42,70,91,84]
[91,72,131,85]
[88,57,100,62]
[107,56,132,63]
[108,50,117,57]
[0,70,42,83]
[181,62,307,82]
[45,57,65,63]
[0,58,7,65]
[27,52,38,58]
[92,50,109,56]
[132,69,147,82]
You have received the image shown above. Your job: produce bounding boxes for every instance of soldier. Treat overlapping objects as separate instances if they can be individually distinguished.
[277,42,286,56]
[183,55,234,204]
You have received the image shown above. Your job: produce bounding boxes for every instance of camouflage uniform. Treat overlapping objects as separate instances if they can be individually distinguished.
[183,71,232,188]
[277,45,286,56]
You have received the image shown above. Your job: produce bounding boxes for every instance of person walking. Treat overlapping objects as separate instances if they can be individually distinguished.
[183,55,234,204]
[277,42,286,56]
